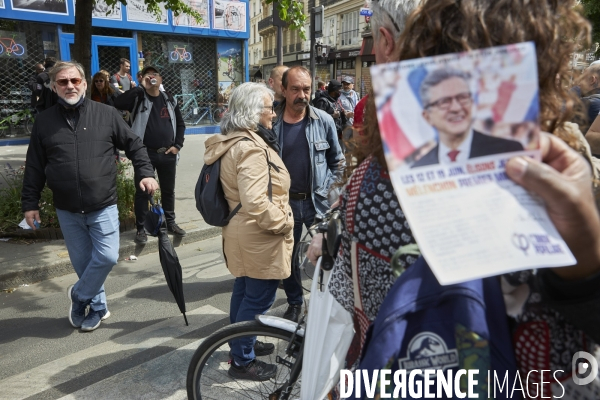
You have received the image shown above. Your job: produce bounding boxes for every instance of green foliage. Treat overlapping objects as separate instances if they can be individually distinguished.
[101,0,204,24]
[264,0,307,40]
[580,0,600,45]
[0,160,137,235]
[115,158,136,224]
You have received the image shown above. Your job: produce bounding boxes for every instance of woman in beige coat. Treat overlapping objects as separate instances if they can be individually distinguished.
[203,82,294,381]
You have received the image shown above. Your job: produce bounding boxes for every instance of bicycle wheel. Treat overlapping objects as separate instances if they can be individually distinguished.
[187,320,303,400]
[212,108,223,123]
[170,51,179,61]
[11,44,25,56]
[184,52,192,62]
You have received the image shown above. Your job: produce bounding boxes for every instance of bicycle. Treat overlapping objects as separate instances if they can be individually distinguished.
[170,45,192,62]
[186,211,341,399]
[0,36,25,57]
[0,108,34,137]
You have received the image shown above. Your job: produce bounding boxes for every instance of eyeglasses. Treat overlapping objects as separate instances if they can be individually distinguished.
[55,78,83,87]
[425,92,472,110]
[144,73,160,78]
[263,105,274,113]
[94,80,104,83]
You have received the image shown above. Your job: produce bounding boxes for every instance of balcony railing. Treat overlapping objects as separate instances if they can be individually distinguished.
[258,15,273,31]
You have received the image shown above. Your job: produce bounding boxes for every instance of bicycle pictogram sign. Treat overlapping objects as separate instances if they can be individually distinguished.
[0,33,26,58]
[169,44,192,63]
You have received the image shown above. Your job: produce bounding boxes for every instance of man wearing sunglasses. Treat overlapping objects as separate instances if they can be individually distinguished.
[413,68,524,167]
[114,66,186,243]
[21,61,158,332]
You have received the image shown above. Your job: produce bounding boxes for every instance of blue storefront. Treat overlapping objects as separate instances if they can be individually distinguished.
[0,0,249,139]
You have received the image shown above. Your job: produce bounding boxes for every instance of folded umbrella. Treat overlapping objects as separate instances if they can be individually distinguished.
[145,198,188,326]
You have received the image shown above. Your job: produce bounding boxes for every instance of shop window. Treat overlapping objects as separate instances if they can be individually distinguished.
[141,33,220,125]
[341,11,359,47]
[0,22,57,137]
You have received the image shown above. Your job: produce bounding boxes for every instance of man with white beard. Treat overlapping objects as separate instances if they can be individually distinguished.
[21,61,158,332]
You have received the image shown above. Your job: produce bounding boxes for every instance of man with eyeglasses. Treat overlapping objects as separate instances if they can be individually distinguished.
[21,61,158,332]
[413,68,524,167]
[114,66,186,243]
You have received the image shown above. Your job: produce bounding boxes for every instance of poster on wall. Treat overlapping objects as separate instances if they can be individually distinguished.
[168,41,193,63]
[0,31,27,58]
[217,40,243,83]
[92,1,122,19]
[173,0,209,28]
[127,0,168,24]
[11,0,68,14]
[213,0,246,31]
[74,0,122,20]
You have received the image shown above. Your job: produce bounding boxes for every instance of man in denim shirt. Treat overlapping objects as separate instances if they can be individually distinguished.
[273,66,345,322]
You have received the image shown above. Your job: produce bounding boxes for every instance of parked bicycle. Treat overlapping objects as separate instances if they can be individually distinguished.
[186,211,340,399]
[0,108,34,137]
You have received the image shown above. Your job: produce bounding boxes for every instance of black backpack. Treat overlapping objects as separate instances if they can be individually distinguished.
[195,140,275,227]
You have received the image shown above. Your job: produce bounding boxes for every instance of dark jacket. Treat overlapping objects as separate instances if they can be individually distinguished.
[113,87,185,149]
[34,71,58,113]
[21,99,154,214]
[412,130,524,167]
[311,91,347,135]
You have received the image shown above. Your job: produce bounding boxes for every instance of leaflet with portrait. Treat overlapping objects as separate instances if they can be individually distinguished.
[370,42,575,285]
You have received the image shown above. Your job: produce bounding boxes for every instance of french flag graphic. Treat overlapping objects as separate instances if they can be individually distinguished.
[374,66,436,162]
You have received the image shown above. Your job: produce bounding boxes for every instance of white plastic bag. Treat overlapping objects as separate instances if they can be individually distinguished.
[301,258,355,400]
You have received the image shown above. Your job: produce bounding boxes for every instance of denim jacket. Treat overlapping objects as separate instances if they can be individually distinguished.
[273,101,345,217]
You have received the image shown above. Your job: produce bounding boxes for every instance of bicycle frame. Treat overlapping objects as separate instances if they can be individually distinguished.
[255,315,305,400]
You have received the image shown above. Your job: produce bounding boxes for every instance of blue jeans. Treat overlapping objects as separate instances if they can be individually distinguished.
[229,276,279,365]
[56,205,120,311]
[282,198,317,305]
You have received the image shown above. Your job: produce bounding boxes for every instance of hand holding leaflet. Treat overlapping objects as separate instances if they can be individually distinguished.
[371,42,575,284]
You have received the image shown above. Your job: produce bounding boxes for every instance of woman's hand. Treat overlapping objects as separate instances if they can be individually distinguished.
[307,233,324,265]
[506,132,600,280]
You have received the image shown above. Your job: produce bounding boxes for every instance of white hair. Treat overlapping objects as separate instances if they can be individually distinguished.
[371,0,418,40]
[220,83,274,134]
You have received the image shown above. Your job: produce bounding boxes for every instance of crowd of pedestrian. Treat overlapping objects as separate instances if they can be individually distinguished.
[16,0,600,394]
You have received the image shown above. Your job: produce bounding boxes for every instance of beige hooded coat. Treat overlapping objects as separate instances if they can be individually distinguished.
[204,129,294,280]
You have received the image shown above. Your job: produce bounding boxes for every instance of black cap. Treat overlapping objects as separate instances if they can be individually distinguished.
[328,79,342,92]
[140,66,160,76]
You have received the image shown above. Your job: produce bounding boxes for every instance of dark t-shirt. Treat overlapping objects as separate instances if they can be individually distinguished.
[144,93,174,149]
[282,117,311,194]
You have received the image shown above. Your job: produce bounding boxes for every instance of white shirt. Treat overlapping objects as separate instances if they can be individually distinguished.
[438,129,474,164]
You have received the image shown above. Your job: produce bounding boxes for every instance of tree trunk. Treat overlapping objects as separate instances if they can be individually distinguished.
[73,0,93,82]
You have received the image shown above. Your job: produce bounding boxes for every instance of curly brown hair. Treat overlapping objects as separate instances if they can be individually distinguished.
[347,0,590,180]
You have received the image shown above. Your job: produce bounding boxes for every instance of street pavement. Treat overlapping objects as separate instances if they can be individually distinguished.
[0,135,220,289]
[0,235,301,400]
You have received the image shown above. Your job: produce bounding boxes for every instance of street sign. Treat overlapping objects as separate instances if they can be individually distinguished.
[360,8,373,17]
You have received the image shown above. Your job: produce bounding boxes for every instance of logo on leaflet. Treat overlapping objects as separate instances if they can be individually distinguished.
[398,332,459,372]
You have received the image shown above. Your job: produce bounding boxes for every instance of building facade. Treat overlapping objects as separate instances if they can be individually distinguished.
[0,0,249,136]
[257,0,374,98]
[249,0,264,81]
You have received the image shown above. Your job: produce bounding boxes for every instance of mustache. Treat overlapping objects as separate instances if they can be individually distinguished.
[293,98,308,105]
